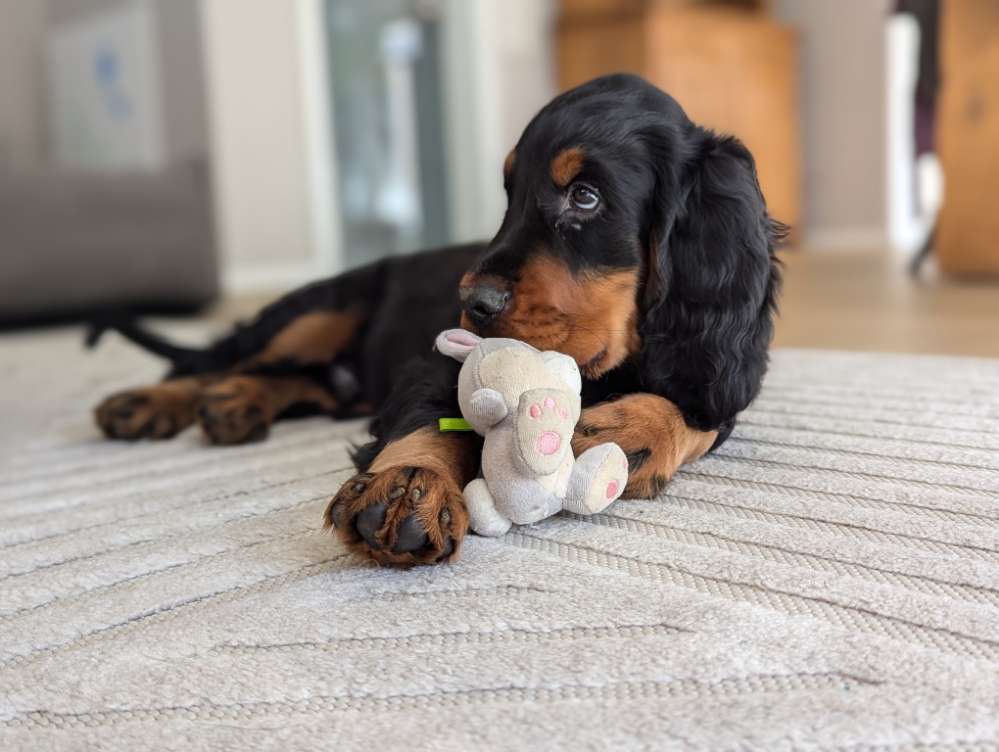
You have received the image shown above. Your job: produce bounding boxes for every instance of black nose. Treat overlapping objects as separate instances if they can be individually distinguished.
[460,285,511,328]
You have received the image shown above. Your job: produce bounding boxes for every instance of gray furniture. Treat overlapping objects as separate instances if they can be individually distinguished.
[0,160,217,324]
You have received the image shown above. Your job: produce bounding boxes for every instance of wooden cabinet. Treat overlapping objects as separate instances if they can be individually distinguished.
[936,0,999,277]
[558,1,800,235]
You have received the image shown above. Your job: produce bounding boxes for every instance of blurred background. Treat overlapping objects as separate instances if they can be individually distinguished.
[1,0,997,356]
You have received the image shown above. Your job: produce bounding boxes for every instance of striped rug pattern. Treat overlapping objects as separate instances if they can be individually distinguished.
[2,328,998,750]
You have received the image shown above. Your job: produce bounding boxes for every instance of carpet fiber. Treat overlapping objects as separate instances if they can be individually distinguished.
[2,328,999,750]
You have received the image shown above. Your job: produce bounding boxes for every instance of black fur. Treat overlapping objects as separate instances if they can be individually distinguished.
[639,128,785,431]
[94,74,782,466]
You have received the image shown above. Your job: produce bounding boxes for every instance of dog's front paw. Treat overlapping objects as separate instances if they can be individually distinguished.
[325,466,469,566]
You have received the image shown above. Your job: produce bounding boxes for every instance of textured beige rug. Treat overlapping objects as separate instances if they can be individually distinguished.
[2,327,999,751]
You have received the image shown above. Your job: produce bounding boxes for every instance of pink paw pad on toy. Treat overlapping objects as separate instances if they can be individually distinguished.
[536,431,561,455]
[529,396,568,420]
[606,480,620,499]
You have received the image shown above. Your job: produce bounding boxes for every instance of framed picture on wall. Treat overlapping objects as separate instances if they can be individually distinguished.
[47,0,166,171]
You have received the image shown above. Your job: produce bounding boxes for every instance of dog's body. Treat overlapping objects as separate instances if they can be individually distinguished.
[94,74,783,567]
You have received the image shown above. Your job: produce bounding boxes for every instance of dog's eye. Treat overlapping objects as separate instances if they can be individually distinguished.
[569,184,600,211]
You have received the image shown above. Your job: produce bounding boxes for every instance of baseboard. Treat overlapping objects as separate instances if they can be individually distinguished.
[221,259,323,296]
[804,226,887,251]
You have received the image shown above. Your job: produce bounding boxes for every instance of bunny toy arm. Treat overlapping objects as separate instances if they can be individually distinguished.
[466,387,509,432]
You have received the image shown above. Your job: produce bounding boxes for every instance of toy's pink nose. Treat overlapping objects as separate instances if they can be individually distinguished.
[536,431,561,456]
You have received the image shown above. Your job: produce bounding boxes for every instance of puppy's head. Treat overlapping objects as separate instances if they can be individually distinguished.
[459,74,677,379]
[460,73,781,421]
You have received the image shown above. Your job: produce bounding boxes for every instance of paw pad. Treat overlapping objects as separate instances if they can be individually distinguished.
[606,480,620,499]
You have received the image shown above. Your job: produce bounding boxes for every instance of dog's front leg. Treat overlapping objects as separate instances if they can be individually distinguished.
[572,394,717,498]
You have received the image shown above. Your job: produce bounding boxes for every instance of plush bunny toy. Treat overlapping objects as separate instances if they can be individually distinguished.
[435,328,629,537]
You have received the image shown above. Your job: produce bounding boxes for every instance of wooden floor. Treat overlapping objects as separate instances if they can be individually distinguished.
[774,248,999,358]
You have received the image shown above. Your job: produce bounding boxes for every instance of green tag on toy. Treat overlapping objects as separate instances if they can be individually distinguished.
[438,417,473,432]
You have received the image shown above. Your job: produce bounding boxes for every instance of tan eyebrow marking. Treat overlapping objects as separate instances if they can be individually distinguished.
[503,149,516,177]
[550,147,585,188]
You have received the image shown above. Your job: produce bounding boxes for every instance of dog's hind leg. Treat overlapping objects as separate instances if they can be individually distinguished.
[93,264,378,442]
[97,371,346,444]
[96,376,214,440]
[196,373,340,445]
[93,310,362,443]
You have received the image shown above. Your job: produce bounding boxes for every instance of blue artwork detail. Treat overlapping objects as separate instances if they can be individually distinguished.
[94,44,133,121]
[95,47,118,84]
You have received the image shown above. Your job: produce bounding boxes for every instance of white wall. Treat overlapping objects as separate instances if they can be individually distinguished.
[483,0,557,237]
[203,0,553,291]
[442,0,556,244]
[200,0,337,292]
[773,0,891,248]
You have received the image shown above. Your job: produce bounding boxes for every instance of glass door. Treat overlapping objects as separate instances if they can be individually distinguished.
[325,0,451,268]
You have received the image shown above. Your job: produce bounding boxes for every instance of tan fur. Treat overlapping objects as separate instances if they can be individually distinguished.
[573,394,717,498]
[370,426,479,483]
[477,255,641,379]
[503,149,516,177]
[255,310,359,365]
[550,146,585,187]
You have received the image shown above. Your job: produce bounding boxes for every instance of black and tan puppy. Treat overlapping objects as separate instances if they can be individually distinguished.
[93,74,783,567]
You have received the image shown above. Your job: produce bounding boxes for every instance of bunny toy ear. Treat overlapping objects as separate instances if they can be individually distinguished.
[435,329,483,362]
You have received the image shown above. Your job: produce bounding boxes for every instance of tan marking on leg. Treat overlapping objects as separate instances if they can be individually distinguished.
[255,310,359,365]
[550,146,585,187]
[573,394,716,499]
[370,427,479,484]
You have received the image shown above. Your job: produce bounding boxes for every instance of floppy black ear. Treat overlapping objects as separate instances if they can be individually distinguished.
[640,132,783,432]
